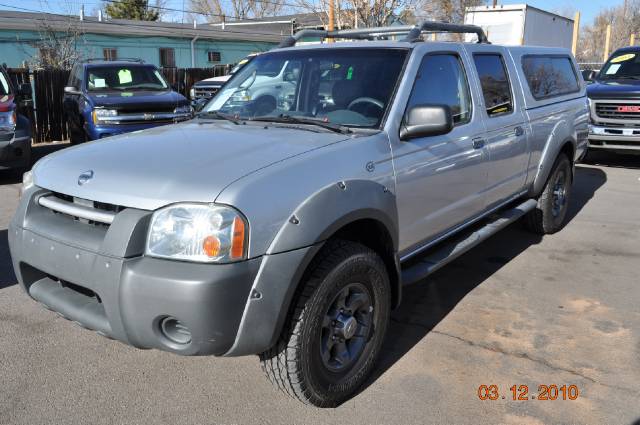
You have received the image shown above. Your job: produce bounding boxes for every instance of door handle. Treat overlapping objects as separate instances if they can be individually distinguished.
[515,126,525,137]
[472,137,485,149]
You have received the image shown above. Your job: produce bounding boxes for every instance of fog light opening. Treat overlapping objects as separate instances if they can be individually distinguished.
[160,316,192,345]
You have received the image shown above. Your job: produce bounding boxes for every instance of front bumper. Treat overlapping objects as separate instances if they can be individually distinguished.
[588,124,640,151]
[8,187,317,356]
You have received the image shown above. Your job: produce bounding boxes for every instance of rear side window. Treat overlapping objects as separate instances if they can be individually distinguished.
[406,54,472,125]
[522,55,579,100]
[473,54,513,117]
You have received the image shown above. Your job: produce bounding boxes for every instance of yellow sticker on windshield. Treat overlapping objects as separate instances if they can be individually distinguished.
[118,69,133,84]
[611,53,636,63]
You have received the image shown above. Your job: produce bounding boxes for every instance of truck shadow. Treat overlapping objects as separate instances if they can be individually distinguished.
[359,165,607,399]
[0,230,16,289]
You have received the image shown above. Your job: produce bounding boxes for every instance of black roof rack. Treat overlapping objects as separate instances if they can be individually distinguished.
[278,21,489,48]
[83,58,146,63]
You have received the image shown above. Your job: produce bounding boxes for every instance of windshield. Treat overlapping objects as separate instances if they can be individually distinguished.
[204,48,408,128]
[0,71,10,95]
[599,52,640,80]
[86,65,169,91]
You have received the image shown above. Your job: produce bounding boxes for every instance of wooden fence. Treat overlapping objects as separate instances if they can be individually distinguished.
[7,65,231,144]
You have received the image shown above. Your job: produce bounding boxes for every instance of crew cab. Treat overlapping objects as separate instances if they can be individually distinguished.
[0,65,32,173]
[585,46,640,154]
[62,59,192,143]
[9,22,587,407]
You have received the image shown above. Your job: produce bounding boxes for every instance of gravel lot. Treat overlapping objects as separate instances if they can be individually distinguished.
[1,149,639,424]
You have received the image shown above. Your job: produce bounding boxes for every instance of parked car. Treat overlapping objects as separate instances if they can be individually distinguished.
[189,54,256,107]
[9,22,587,407]
[584,46,640,154]
[63,59,192,143]
[0,65,32,173]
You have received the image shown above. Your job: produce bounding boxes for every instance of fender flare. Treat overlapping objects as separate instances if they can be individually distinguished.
[267,179,398,255]
[224,179,400,356]
[530,134,576,197]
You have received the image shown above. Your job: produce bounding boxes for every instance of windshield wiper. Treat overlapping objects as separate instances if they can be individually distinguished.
[251,114,352,134]
[196,110,241,125]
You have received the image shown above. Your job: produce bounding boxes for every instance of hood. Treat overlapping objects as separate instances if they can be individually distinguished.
[88,90,188,110]
[0,94,16,112]
[195,75,231,86]
[33,121,350,210]
[587,79,640,99]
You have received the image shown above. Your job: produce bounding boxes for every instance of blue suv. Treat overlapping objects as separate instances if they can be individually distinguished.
[63,59,192,143]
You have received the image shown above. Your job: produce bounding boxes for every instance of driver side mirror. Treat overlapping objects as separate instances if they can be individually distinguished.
[400,104,453,141]
[582,69,597,83]
[193,98,208,112]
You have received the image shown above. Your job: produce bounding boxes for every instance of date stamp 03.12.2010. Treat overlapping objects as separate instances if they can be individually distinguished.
[477,385,580,401]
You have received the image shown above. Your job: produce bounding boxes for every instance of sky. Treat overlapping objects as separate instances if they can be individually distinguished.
[0,0,627,26]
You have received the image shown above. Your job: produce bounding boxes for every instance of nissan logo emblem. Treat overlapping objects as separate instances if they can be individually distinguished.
[78,170,94,186]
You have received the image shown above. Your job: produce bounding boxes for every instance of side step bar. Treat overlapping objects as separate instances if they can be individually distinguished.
[401,199,537,286]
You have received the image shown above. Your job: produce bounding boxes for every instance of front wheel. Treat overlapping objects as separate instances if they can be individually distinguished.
[524,153,573,234]
[260,239,391,407]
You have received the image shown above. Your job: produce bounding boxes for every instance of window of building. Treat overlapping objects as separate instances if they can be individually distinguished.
[103,48,117,61]
[522,55,579,100]
[406,53,472,126]
[473,54,513,117]
[207,51,221,63]
[160,48,176,68]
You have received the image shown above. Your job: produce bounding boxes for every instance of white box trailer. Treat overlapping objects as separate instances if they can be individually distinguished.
[464,4,574,48]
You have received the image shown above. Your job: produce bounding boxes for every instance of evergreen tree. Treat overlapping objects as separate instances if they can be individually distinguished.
[104,0,160,21]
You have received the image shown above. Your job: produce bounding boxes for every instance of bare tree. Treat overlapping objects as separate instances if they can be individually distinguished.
[578,0,640,63]
[189,0,285,22]
[417,0,485,40]
[290,0,414,30]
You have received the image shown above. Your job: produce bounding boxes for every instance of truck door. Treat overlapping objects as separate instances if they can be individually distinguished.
[390,47,489,257]
[464,45,530,208]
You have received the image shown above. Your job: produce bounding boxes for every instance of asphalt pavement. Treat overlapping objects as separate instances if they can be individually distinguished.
[0,149,639,424]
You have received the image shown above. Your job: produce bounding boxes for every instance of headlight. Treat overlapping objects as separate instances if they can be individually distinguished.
[189,87,196,99]
[174,105,193,115]
[92,108,117,124]
[0,110,17,132]
[146,203,247,263]
[20,170,33,198]
[230,89,251,102]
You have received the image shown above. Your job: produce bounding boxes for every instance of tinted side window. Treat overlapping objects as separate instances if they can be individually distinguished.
[406,54,472,125]
[522,56,579,100]
[473,54,513,117]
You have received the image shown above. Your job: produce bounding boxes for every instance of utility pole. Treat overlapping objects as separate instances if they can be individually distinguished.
[354,1,358,29]
[328,0,335,32]
[631,33,636,46]
[571,11,580,56]
[604,24,612,62]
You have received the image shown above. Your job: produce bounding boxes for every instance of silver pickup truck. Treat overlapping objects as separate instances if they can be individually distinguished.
[8,22,588,407]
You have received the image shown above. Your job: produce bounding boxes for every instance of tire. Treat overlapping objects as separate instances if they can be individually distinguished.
[260,239,391,407]
[524,153,573,234]
[69,129,86,145]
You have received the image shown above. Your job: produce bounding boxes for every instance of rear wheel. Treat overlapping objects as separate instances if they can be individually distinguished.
[524,153,573,234]
[260,239,391,407]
